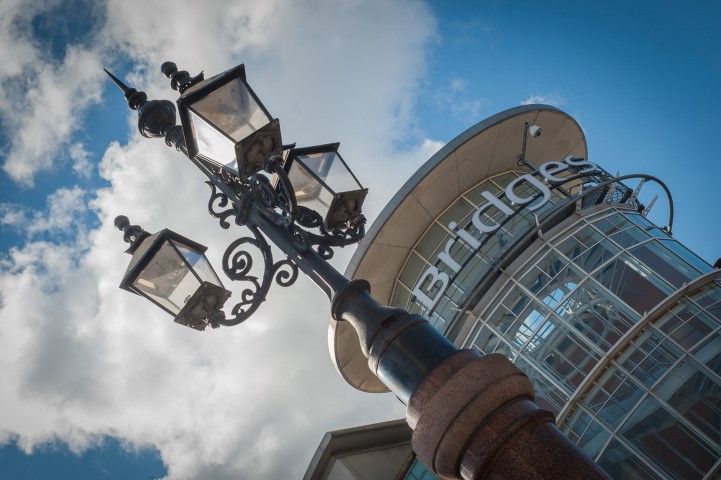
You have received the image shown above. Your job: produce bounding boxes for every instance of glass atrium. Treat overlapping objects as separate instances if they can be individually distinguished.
[392,169,721,479]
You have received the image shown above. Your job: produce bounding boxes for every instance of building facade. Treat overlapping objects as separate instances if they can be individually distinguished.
[329,105,721,479]
[304,420,414,480]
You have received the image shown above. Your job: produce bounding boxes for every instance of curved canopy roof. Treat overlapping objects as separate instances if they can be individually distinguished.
[331,104,588,393]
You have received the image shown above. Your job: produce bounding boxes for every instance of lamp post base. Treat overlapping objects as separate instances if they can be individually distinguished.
[407,350,611,480]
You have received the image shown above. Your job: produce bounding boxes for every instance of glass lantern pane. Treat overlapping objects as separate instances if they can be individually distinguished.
[189,78,271,143]
[287,160,335,216]
[172,240,223,287]
[132,240,201,316]
[296,151,361,194]
[188,109,237,168]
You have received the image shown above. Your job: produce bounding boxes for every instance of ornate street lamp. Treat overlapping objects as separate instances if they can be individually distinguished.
[283,143,367,230]
[168,62,282,177]
[105,61,610,480]
[115,215,230,331]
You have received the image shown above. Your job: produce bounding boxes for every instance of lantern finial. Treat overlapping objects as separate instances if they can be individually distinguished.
[161,61,204,93]
[114,215,149,254]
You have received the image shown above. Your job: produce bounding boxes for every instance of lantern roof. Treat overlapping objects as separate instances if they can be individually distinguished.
[178,64,247,102]
[287,142,341,157]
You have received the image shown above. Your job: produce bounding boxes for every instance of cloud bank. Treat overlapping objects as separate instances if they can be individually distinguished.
[0,0,440,478]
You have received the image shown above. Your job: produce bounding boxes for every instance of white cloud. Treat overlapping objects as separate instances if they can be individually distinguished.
[0,0,41,78]
[0,205,29,230]
[0,45,106,185]
[0,0,438,478]
[521,93,565,107]
[0,186,89,238]
[434,77,487,121]
[69,143,94,179]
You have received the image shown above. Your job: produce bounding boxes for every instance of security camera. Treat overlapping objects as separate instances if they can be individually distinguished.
[528,125,542,138]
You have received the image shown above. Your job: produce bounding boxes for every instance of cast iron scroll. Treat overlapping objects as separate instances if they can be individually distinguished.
[203,158,364,326]
[207,224,298,327]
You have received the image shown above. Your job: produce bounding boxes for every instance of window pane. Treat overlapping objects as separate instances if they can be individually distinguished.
[440,198,475,227]
[660,239,712,275]
[514,357,570,410]
[416,223,451,260]
[620,396,720,479]
[287,160,335,215]
[465,179,502,206]
[493,287,550,350]
[594,254,672,315]
[490,287,528,332]
[190,78,269,142]
[538,264,583,309]
[474,326,502,354]
[654,358,721,442]
[656,300,717,350]
[611,225,650,249]
[626,212,655,228]
[593,212,635,237]
[559,227,620,274]
[562,405,611,458]
[598,439,662,480]
[500,209,534,240]
[630,241,701,289]
[528,368,569,413]
[619,328,681,387]
[556,279,636,350]
[297,150,361,194]
[399,252,427,288]
[188,109,236,167]
[524,321,599,391]
[692,335,721,374]
[690,283,721,312]
[453,252,490,292]
[391,283,411,309]
[490,172,519,190]
[582,366,644,428]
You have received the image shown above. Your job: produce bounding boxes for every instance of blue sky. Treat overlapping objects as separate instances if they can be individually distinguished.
[0,1,719,478]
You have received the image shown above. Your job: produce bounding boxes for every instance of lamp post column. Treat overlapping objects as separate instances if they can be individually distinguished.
[330,280,610,480]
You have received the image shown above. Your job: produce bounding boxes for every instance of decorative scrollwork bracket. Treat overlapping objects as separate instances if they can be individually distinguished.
[202,155,365,326]
[208,224,299,327]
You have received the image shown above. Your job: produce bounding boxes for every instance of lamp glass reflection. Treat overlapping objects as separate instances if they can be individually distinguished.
[288,150,362,214]
[132,239,221,316]
[304,150,361,192]
[287,154,334,217]
[187,78,272,166]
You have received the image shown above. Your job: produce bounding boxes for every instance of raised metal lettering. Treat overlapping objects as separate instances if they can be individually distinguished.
[505,174,551,212]
[564,156,597,174]
[471,191,514,233]
[538,161,568,183]
[449,221,481,250]
[412,266,449,309]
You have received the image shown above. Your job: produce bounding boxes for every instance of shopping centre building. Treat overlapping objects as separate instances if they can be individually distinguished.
[320,105,721,479]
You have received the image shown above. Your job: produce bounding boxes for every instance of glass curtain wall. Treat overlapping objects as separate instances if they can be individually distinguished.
[463,206,719,479]
[389,167,720,479]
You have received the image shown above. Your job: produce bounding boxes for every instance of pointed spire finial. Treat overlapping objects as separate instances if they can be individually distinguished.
[103,68,147,111]
[104,68,131,94]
